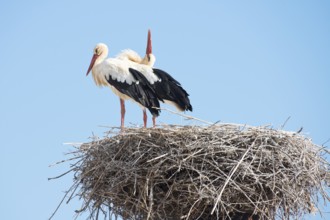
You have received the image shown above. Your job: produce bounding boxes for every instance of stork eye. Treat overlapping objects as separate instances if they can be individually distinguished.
[147,55,151,61]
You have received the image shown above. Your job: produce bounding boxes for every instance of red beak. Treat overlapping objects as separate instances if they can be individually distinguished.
[146,29,152,55]
[86,54,99,76]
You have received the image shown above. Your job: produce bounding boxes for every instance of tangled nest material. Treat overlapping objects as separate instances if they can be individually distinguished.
[52,124,330,220]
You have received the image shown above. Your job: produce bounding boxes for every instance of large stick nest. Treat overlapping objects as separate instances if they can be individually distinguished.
[60,125,330,220]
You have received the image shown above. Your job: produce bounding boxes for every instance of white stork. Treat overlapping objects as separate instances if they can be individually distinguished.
[116,30,192,124]
[86,43,162,129]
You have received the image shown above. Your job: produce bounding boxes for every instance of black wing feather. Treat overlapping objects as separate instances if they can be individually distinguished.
[153,68,193,111]
[105,69,161,117]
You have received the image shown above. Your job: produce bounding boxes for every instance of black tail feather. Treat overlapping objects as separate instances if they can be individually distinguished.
[129,68,161,116]
[153,68,192,112]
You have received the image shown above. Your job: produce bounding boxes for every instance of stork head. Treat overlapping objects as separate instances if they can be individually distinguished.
[86,43,108,76]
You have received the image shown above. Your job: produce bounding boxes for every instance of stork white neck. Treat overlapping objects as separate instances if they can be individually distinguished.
[86,43,112,86]
[141,53,156,67]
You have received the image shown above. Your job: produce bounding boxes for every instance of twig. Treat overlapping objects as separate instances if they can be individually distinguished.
[280,116,291,129]
[147,153,168,163]
[49,156,81,167]
[49,182,79,220]
[48,168,75,180]
[211,142,254,214]
[153,107,214,125]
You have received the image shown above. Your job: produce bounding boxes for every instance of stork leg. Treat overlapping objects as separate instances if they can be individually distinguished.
[120,99,125,129]
[143,109,147,128]
[152,116,156,128]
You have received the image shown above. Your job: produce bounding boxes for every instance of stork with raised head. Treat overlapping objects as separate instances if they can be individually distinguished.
[116,30,193,117]
[86,43,162,129]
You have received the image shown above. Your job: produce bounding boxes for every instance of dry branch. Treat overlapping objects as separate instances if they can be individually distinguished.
[51,124,330,220]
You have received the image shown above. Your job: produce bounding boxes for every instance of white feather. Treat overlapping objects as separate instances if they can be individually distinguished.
[115,49,160,84]
[116,49,142,63]
[93,57,160,86]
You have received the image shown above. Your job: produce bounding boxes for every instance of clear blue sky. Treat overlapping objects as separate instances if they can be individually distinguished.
[1,1,329,219]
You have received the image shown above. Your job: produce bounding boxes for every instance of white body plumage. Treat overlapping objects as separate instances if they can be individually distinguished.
[90,44,159,103]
